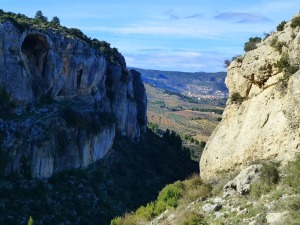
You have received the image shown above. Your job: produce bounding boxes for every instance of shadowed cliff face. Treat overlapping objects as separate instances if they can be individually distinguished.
[0,21,147,178]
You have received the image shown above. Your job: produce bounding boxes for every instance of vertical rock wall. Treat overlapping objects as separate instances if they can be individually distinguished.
[0,21,147,178]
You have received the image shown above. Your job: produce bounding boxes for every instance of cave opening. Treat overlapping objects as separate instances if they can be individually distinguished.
[21,34,49,76]
[21,34,49,98]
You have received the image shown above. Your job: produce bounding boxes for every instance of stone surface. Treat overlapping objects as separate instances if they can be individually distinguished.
[202,203,222,212]
[0,21,147,178]
[266,211,288,225]
[200,15,300,180]
[223,165,262,197]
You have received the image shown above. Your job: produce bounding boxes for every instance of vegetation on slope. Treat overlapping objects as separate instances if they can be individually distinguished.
[111,174,212,225]
[0,9,121,64]
[112,156,300,225]
[0,130,198,225]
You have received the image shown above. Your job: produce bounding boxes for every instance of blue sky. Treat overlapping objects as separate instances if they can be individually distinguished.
[1,0,299,72]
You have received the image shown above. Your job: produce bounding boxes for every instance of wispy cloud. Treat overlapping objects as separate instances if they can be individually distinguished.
[215,12,271,23]
[124,49,227,72]
[81,25,221,38]
[164,8,202,20]
[183,13,203,19]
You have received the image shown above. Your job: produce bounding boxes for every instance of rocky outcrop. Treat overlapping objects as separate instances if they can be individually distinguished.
[200,14,300,180]
[0,20,147,178]
[223,165,262,197]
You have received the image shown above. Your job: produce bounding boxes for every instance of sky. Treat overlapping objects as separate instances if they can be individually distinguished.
[1,0,299,72]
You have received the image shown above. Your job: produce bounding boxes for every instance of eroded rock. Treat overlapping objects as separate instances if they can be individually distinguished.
[200,14,300,180]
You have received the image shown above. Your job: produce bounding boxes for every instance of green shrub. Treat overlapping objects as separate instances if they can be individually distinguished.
[34,10,47,23]
[182,212,208,225]
[282,155,300,192]
[276,53,299,76]
[135,202,155,221]
[184,184,212,202]
[250,181,273,198]
[186,174,203,188]
[260,161,280,186]
[250,161,279,197]
[232,55,243,63]
[244,37,262,52]
[28,216,34,225]
[270,37,286,53]
[110,213,137,225]
[284,196,300,224]
[277,21,287,31]
[224,59,231,68]
[156,181,185,208]
[291,15,300,28]
[230,92,244,104]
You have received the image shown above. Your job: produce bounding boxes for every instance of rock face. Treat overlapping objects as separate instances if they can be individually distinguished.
[0,21,147,178]
[200,15,300,180]
[223,165,262,197]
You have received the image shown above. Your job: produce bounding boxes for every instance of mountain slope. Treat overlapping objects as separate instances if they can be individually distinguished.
[130,68,228,99]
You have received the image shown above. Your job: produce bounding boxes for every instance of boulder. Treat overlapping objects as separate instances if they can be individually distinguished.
[223,164,262,197]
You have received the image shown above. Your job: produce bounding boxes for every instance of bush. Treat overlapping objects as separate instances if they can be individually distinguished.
[135,202,156,221]
[244,37,262,52]
[110,213,137,225]
[232,55,243,63]
[182,212,208,225]
[270,37,286,53]
[281,155,300,192]
[260,161,280,186]
[230,92,244,104]
[34,10,47,23]
[276,53,299,76]
[277,21,287,31]
[28,216,34,225]
[250,161,280,197]
[224,59,231,68]
[156,181,185,209]
[184,184,212,202]
[291,15,300,28]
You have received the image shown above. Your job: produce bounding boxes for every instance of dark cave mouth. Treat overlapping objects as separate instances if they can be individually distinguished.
[21,34,49,74]
[21,34,48,54]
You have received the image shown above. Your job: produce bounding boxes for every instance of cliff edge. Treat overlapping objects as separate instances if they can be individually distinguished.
[200,14,300,180]
[0,11,147,178]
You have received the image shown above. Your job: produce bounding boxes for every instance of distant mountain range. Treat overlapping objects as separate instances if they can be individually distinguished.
[129,68,228,99]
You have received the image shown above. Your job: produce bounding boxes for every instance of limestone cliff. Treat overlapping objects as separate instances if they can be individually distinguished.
[0,14,147,178]
[200,14,300,180]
